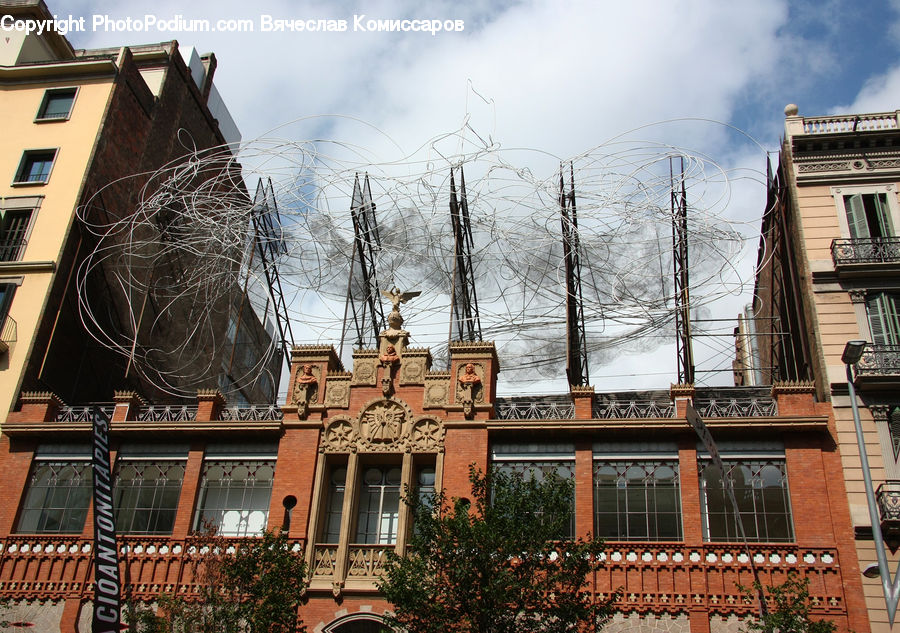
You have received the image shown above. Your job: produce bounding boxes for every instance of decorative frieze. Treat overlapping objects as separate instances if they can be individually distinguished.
[320,397,444,453]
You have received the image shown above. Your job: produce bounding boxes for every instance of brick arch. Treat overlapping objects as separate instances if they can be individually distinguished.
[321,612,386,633]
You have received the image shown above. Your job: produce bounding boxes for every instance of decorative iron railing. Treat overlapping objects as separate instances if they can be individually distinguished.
[800,112,899,135]
[877,481,900,523]
[0,315,16,348]
[693,398,778,418]
[55,404,115,422]
[219,406,284,421]
[135,405,198,422]
[855,344,900,377]
[592,400,674,419]
[494,398,575,420]
[831,237,900,265]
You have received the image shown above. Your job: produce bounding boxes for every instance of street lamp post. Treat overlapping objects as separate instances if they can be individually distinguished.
[843,339,900,626]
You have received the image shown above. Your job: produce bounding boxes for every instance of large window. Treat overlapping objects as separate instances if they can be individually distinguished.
[17,454,91,534]
[845,192,894,239]
[492,443,575,539]
[0,209,32,261]
[114,460,185,534]
[867,292,900,346]
[193,450,275,537]
[594,460,681,541]
[700,457,793,542]
[355,466,402,544]
[36,88,76,121]
[14,150,57,185]
[323,465,347,543]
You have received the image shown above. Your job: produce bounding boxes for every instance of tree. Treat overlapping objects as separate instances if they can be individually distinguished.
[128,528,308,633]
[739,573,836,633]
[379,466,617,633]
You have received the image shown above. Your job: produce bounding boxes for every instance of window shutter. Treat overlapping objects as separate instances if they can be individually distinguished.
[845,194,870,238]
[874,193,894,237]
[868,294,887,345]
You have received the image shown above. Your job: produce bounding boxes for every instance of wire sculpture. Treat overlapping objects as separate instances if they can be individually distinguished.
[75,118,767,399]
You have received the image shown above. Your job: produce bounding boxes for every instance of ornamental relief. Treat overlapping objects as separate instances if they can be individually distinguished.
[323,379,351,408]
[320,399,444,453]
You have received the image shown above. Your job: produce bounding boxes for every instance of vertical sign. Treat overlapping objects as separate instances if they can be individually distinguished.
[91,406,121,632]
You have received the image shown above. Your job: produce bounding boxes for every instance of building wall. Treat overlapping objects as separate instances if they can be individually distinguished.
[760,107,900,632]
[0,71,116,417]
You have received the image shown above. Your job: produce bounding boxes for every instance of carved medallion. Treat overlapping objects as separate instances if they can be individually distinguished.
[324,380,350,408]
[352,360,377,386]
[361,400,405,444]
[424,381,449,408]
[410,417,443,451]
[322,418,355,452]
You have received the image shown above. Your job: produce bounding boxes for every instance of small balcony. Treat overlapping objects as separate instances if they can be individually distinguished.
[0,315,16,355]
[832,237,900,266]
[854,344,900,380]
[877,481,900,545]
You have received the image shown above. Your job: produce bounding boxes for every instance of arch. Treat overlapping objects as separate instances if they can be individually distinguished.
[322,612,387,633]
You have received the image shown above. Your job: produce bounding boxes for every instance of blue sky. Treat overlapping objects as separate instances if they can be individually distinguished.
[56,0,900,391]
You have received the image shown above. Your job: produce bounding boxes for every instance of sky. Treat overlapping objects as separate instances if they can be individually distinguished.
[56,0,900,394]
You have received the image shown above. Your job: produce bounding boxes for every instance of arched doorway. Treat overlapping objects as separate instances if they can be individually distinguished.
[323,612,387,633]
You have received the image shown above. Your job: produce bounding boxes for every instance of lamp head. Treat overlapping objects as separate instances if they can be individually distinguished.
[842,340,867,365]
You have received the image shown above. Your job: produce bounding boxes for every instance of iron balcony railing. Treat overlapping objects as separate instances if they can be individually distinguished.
[877,481,900,523]
[0,315,16,349]
[831,237,900,265]
[855,344,900,377]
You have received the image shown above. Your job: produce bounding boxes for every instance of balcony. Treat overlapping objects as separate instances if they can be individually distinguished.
[854,344,900,382]
[0,315,15,354]
[832,236,900,266]
[877,481,900,545]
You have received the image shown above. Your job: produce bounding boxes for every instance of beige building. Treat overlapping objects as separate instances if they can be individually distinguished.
[0,1,280,420]
[750,104,900,630]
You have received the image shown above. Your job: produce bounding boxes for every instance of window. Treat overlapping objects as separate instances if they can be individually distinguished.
[492,443,575,539]
[114,460,185,534]
[36,88,76,121]
[867,292,900,346]
[355,466,402,544]
[700,458,793,542]
[17,459,91,533]
[845,193,894,239]
[194,458,275,536]
[323,466,346,543]
[594,460,681,541]
[0,209,33,261]
[14,150,57,184]
[0,283,15,330]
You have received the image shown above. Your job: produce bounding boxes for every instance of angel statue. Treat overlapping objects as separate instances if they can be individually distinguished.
[382,286,421,312]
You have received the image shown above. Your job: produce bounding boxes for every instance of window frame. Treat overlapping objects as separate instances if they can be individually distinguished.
[699,455,794,543]
[13,149,58,186]
[593,457,682,542]
[491,443,576,540]
[833,184,900,240]
[866,291,900,346]
[35,87,78,122]
[354,464,403,545]
[113,458,186,535]
[192,456,276,537]
[16,456,92,534]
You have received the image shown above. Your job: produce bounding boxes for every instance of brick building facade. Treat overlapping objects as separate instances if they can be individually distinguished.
[0,296,871,632]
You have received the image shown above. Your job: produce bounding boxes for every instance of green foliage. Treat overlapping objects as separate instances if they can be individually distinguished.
[128,529,308,633]
[379,465,617,633]
[739,573,837,633]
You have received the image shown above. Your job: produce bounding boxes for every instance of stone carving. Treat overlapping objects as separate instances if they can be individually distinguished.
[410,417,443,451]
[456,362,484,419]
[400,356,426,385]
[361,400,405,444]
[322,418,355,452]
[321,398,444,454]
[323,379,350,408]
[352,358,377,385]
[292,364,319,418]
[424,378,450,408]
[380,344,400,367]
